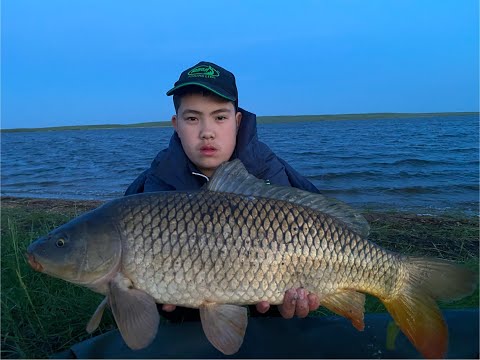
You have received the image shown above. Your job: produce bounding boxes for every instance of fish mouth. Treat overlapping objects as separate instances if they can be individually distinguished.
[26,253,44,272]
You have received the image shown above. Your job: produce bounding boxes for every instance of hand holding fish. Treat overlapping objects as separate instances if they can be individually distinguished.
[162,288,320,319]
[258,288,320,318]
[161,304,176,312]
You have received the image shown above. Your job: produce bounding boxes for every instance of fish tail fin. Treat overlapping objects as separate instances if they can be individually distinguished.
[382,257,477,359]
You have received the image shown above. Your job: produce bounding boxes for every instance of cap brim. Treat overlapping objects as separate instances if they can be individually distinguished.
[166,82,236,101]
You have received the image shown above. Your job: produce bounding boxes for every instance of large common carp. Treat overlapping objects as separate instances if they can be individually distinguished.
[27,160,476,358]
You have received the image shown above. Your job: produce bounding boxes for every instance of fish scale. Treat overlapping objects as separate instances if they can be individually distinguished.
[118,190,398,308]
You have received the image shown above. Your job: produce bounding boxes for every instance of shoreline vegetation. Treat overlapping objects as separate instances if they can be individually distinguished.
[2,111,478,133]
[1,196,479,358]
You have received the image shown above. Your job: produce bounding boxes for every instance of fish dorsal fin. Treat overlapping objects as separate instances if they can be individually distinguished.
[208,160,370,237]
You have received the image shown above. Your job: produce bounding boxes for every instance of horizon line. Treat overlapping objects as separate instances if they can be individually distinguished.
[2,111,478,132]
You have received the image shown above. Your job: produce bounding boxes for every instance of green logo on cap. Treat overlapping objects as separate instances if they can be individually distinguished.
[188,65,220,79]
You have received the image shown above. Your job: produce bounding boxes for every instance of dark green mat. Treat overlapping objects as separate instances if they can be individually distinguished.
[53,308,479,359]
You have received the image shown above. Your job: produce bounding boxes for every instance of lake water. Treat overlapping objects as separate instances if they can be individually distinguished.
[1,114,478,215]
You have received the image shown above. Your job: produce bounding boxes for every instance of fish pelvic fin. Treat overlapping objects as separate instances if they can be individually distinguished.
[108,273,160,350]
[321,290,365,331]
[199,303,248,355]
[86,296,108,333]
[382,257,477,359]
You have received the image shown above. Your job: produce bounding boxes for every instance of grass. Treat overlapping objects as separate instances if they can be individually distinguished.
[1,207,117,359]
[1,201,479,358]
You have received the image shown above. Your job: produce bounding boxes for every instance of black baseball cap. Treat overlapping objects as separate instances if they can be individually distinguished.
[166,61,238,104]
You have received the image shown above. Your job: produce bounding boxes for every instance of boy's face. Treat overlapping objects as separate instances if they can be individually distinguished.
[172,93,242,177]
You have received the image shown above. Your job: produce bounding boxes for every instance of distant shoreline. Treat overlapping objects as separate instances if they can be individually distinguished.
[2,111,478,133]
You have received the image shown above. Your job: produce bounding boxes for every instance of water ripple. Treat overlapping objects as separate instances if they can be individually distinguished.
[2,114,479,215]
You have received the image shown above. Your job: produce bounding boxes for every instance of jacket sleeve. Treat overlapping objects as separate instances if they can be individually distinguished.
[124,170,148,195]
[276,157,321,194]
[253,141,320,194]
[124,169,175,195]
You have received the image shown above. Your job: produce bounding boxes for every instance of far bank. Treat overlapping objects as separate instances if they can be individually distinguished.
[2,111,478,133]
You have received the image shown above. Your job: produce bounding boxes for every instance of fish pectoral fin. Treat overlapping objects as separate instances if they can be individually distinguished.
[86,296,108,333]
[321,290,365,331]
[199,303,248,355]
[108,274,159,350]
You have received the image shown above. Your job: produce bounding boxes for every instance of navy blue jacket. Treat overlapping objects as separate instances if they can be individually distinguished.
[125,108,319,195]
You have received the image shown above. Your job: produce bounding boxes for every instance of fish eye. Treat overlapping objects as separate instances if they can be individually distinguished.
[56,238,65,248]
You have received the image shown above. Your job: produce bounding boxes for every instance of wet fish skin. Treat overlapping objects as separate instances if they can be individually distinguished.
[26,160,477,358]
[117,191,399,308]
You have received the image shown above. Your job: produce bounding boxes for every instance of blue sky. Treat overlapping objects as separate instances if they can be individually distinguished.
[2,0,479,129]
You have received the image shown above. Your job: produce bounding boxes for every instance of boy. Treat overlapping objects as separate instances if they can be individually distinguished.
[126,61,320,321]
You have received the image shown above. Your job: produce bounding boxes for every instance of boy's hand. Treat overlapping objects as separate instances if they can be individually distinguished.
[162,288,320,318]
[162,304,177,312]
[256,288,320,318]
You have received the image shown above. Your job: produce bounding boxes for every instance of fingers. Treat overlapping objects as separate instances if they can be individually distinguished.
[308,293,320,311]
[278,288,319,319]
[256,301,270,314]
[162,304,176,312]
[278,288,298,319]
[294,288,309,318]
